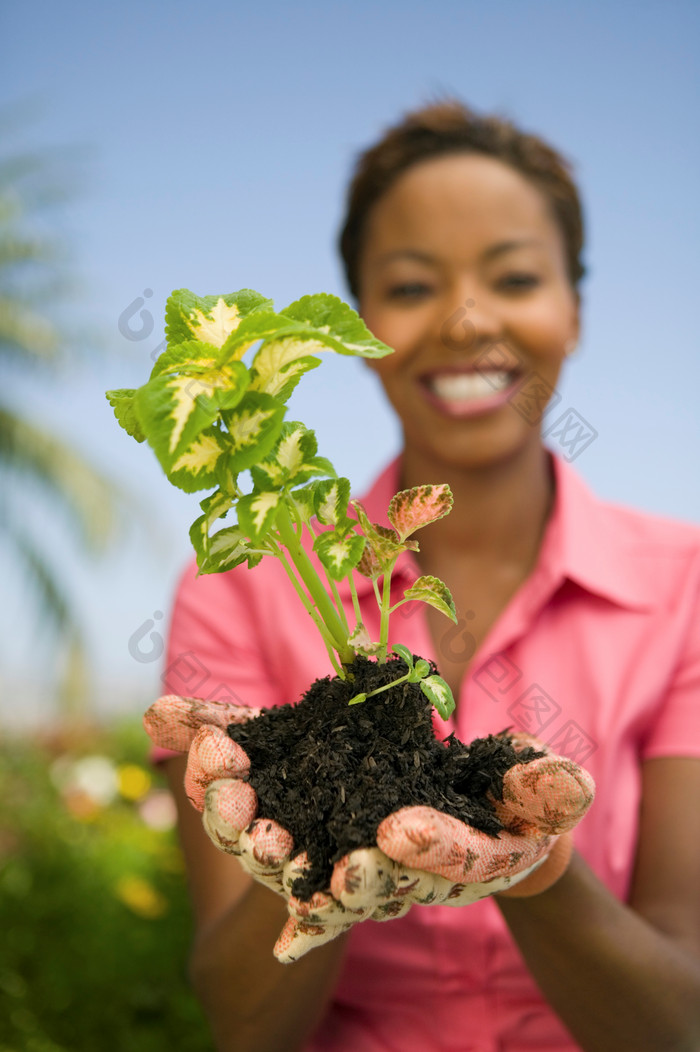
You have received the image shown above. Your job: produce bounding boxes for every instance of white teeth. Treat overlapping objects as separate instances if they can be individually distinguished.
[429,371,512,401]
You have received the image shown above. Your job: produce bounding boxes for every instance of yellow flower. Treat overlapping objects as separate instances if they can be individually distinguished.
[115,875,168,919]
[118,764,152,801]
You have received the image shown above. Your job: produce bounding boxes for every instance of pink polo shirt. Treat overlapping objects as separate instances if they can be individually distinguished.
[160,453,700,1052]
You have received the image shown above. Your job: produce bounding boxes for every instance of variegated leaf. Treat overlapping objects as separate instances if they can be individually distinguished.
[106,389,145,442]
[249,336,323,400]
[351,500,406,573]
[348,622,382,657]
[356,537,384,579]
[290,482,319,522]
[281,294,394,359]
[221,392,286,473]
[420,675,455,721]
[402,575,457,623]
[237,490,281,541]
[135,354,249,469]
[313,530,366,581]
[314,477,351,528]
[387,484,453,542]
[165,289,273,349]
[199,488,234,535]
[167,428,228,493]
[149,340,219,380]
[191,521,263,574]
[253,423,336,490]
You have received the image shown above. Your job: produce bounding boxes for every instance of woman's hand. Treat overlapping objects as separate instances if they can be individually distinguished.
[145,698,595,962]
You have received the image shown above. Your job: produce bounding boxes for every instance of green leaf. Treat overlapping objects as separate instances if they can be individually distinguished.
[166,427,228,492]
[387,484,454,542]
[188,489,235,561]
[280,293,394,359]
[105,389,146,443]
[348,692,367,706]
[149,339,219,379]
[420,675,455,720]
[402,574,457,623]
[391,644,414,670]
[165,289,273,349]
[314,477,351,527]
[135,352,249,469]
[249,334,323,400]
[289,481,320,522]
[313,530,366,580]
[191,522,263,574]
[220,391,286,473]
[237,490,281,541]
[413,658,431,679]
[250,421,334,491]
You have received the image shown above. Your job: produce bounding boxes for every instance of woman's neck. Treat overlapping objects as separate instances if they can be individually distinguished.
[397,441,555,574]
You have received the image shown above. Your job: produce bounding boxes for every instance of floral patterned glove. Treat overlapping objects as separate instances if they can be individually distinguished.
[145,699,594,962]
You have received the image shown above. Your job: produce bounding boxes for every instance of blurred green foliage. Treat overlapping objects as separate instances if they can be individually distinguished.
[0,720,212,1051]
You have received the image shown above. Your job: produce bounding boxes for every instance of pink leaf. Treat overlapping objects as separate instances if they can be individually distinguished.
[387,484,453,542]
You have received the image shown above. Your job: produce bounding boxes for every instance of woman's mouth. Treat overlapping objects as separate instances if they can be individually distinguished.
[421,369,523,418]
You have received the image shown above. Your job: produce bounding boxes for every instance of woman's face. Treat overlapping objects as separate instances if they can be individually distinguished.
[357,153,580,472]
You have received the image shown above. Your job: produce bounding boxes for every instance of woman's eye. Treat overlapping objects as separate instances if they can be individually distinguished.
[386,282,432,301]
[498,273,541,290]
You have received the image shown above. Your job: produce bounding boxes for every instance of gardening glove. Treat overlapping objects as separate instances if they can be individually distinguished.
[143,694,479,960]
[201,727,594,961]
[143,694,291,896]
[145,694,375,955]
[145,701,594,961]
[372,730,595,901]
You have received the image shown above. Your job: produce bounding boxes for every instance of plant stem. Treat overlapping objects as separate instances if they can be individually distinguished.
[273,541,344,677]
[347,572,362,627]
[361,670,412,701]
[378,569,393,664]
[275,499,355,665]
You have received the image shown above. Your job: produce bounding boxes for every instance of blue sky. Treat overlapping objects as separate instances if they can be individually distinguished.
[2,0,699,721]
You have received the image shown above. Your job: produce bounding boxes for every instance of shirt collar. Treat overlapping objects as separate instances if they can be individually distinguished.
[543,454,654,609]
[338,454,654,611]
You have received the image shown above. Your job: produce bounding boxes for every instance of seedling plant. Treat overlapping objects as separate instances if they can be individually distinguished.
[107,288,459,718]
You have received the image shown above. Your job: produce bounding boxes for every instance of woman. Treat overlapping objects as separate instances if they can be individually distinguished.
[153,101,700,1051]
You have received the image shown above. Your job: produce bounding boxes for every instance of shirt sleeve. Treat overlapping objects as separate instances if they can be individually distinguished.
[641,549,700,760]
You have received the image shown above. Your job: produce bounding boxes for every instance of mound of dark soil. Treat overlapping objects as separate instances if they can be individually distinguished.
[227,654,541,899]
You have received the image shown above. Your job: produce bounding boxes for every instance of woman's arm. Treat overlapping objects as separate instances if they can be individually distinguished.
[164,755,349,1052]
[496,757,700,1052]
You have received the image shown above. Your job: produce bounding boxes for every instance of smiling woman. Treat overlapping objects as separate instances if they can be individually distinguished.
[153,100,700,1052]
[357,152,580,474]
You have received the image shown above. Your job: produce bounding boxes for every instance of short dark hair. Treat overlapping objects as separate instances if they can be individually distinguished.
[338,99,586,299]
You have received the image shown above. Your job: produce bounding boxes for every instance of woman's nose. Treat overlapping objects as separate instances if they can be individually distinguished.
[437,291,502,354]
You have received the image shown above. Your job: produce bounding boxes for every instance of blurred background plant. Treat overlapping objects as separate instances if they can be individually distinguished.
[0,110,207,1049]
[0,719,209,1051]
[0,104,122,724]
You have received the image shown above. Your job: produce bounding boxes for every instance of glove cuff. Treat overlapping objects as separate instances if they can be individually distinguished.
[495,833,573,899]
